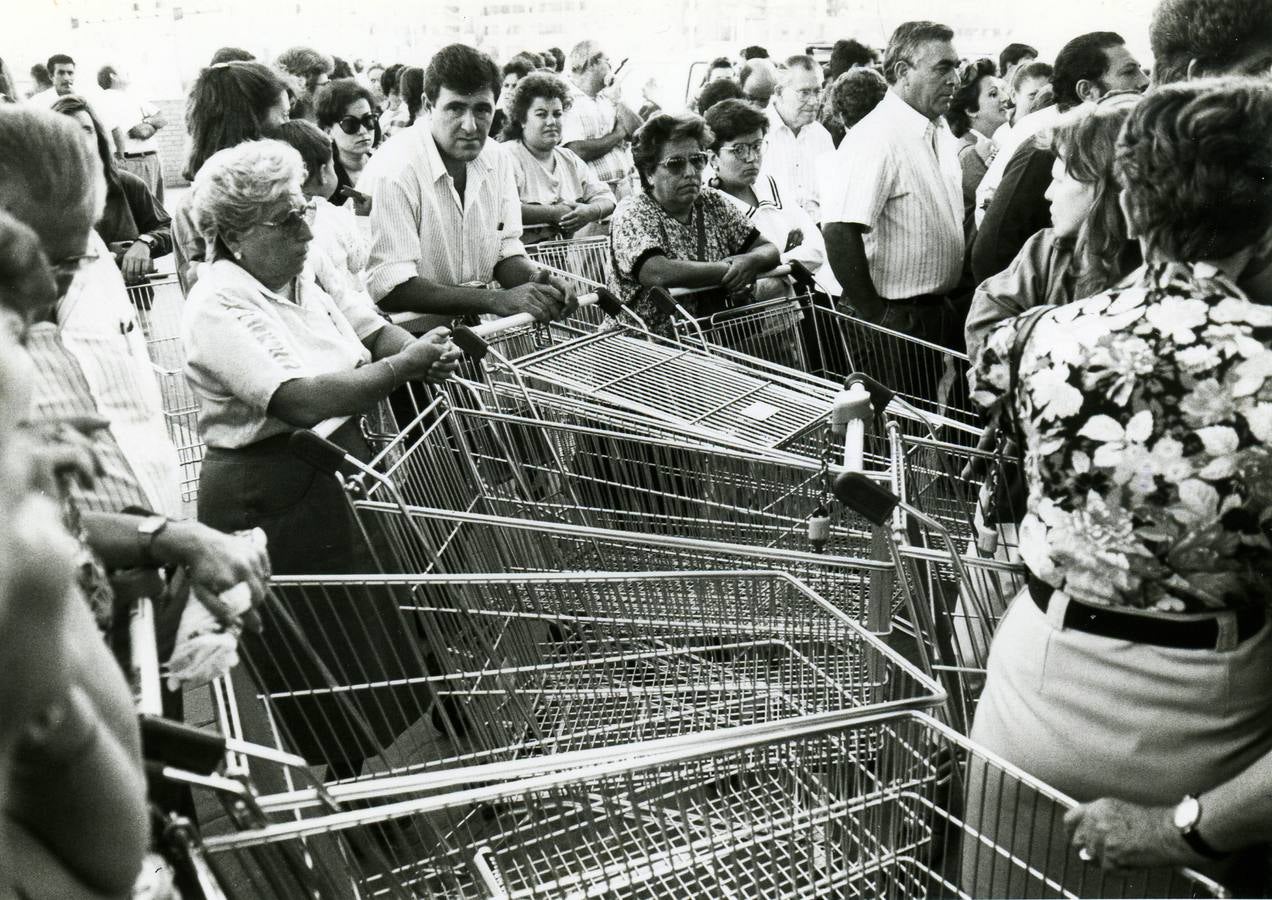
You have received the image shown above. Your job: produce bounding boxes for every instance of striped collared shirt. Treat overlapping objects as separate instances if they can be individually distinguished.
[758,105,835,219]
[561,83,632,186]
[32,232,183,517]
[822,90,965,299]
[363,120,526,302]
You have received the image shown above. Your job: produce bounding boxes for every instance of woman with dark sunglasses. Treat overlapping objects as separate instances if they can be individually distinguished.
[608,112,778,337]
[316,78,381,210]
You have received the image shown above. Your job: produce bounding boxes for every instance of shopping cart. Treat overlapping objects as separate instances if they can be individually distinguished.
[524,233,611,292]
[195,709,1229,899]
[126,274,205,515]
[225,570,943,792]
[654,270,979,434]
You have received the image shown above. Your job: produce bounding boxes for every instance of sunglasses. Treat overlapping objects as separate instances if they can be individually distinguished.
[260,198,318,232]
[337,113,377,135]
[658,152,709,174]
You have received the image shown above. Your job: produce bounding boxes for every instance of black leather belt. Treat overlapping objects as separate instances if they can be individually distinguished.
[1027,575,1264,650]
[124,150,157,158]
[882,293,946,306]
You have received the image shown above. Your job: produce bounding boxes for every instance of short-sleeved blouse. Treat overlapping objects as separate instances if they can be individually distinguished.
[182,259,385,449]
[969,261,1272,614]
[608,187,759,335]
[505,140,615,209]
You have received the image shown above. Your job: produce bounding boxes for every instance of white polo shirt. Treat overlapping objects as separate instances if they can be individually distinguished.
[822,90,964,300]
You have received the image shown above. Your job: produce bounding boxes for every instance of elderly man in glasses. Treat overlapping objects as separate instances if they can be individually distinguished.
[760,55,835,219]
[607,111,778,338]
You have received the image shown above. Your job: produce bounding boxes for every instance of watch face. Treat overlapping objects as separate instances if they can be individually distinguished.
[1174,795,1200,829]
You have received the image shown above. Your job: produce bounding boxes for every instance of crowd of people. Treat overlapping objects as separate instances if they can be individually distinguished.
[0,0,1271,894]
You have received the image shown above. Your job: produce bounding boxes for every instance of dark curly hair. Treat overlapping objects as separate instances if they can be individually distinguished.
[1115,77,1272,262]
[948,58,997,137]
[1150,0,1272,85]
[424,44,500,105]
[631,113,714,191]
[695,78,743,114]
[827,39,877,79]
[703,98,768,151]
[830,68,887,131]
[503,72,572,141]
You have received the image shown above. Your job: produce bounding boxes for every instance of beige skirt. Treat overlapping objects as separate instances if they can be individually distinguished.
[963,589,1272,897]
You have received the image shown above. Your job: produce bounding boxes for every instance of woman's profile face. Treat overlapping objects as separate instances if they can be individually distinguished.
[521,95,564,153]
[648,135,707,211]
[1045,154,1097,239]
[263,90,291,129]
[712,127,764,190]
[234,193,313,286]
[1013,76,1048,121]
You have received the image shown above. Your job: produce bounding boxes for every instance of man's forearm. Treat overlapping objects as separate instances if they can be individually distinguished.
[564,125,625,162]
[824,223,881,314]
[379,276,502,316]
[493,253,540,288]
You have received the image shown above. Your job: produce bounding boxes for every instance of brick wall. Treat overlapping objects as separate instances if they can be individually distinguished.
[153,98,189,188]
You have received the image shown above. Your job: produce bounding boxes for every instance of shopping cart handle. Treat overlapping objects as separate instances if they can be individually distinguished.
[787,260,819,294]
[844,372,896,417]
[594,287,624,318]
[451,324,489,361]
[140,714,227,775]
[647,286,681,317]
[833,471,900,527]
[289,429,348,476]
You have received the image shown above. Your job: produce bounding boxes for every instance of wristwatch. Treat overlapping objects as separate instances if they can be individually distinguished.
[136,515,169,566]
[136,233,157,250]
[1173,794,1226,859]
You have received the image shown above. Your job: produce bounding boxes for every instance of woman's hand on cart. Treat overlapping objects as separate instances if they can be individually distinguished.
[1065,798,1206,871]
[397,327,463,384]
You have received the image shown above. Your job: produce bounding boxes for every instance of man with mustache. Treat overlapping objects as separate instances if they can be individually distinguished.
[364,43,575,327]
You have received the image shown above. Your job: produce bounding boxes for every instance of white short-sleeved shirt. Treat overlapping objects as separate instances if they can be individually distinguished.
[505,140,615,208]
[182,259,384,449]
[97,88,161,155]
[362,119,526,302]
[312,197,370,293]
[822,90,965,299]
[718,175,839,296]
[759,105,835,219]
[561,83,632,185]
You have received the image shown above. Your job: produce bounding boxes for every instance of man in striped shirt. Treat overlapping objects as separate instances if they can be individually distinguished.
[365,44,575,326]
[823,21,965,353]
[562,40,641,200]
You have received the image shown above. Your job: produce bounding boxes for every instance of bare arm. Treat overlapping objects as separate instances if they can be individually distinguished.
[520,202,574,226]
[564,122,627,162]
[823,222,882,318]
[639,255,731,290]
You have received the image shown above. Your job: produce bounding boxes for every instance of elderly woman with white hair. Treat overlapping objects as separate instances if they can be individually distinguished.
[184,138,459,575]
[184,138,462,779]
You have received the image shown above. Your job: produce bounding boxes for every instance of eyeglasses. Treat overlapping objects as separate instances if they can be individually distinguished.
[657,152,710,174]
[260,198,318,232]
[50,250,100,278]
[721,140,763,161]
[337,113,377,135]
[786,87,821,101]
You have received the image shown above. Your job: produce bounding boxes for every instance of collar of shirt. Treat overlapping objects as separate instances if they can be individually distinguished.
[208,257,304,305]
[876,89,944,141]
[418,116,494,192]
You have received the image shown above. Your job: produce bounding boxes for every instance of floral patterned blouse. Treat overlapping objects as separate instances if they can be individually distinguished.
[608,188,759,337]
[970,261,1272,613]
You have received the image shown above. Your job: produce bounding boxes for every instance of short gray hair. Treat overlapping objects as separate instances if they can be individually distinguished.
[0,106,103,253]
[568,40,603,74]
[190,139,304,256]
[780,54,822,84]
[883,21,955,85]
